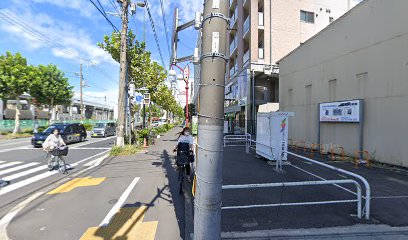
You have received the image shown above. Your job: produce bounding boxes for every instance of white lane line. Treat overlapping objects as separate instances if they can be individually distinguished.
[0,191,44,240]
[0,162,22,169]
[3,165,47,181]
[0,147,29,153]
[84,154,109,167]
[71,136,115,149]
[100,177,140,227]
[0,161,4,164]
[0,162,40,176]
[0,138,30,147]
[71,147,111,150]
[0,150,110,196]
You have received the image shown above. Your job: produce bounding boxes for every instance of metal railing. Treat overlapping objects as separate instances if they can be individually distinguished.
[222,179,363,219]
[243,16,250,36]
[222,137,372,220]
[243,50,250,64]
[223,134,251,153]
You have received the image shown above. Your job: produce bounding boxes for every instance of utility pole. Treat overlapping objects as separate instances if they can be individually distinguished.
[116,0,129,147]
[80,62,84,122]
[194,0,228,239]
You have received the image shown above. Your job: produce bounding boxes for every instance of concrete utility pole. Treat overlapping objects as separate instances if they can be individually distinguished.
[80,62,84,122]
[194,0,228,239]
[116,0,129,147]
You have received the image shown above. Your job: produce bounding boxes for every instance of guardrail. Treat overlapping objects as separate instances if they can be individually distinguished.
[222,179,363,219]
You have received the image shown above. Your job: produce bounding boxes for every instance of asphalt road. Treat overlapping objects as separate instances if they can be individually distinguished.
[0,129,185,240]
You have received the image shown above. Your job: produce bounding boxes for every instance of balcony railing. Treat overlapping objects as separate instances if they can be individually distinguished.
[258,12,264,26]
[229,36,237,55]
[258,48,264,59]
[229,8,238,28]
[243,50,250,64]
[243,16,250,36]
[229,66,235,77]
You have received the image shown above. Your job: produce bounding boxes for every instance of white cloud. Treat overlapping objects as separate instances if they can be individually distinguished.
[0,7,117,65]
[30,0,98,18]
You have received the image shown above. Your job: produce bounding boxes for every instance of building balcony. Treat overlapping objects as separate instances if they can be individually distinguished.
[229,8,238,29]
[229,66,236,77]
[229,0,236,10]
[243,16,250,39]
[229,37,238,56]
[243,49,250,65]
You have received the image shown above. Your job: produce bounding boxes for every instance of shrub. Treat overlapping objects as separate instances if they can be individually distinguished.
[83,123,93,131]
[137,128,150,138]
[22,129,34,134]
[38,126,48,132]
[110,145,141,156]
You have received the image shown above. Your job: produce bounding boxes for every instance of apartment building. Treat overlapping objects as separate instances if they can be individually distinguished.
[225,0,352,134]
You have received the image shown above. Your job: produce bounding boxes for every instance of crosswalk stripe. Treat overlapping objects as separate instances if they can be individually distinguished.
[0,161,5,164]
[0,162,22,169]
[3,165,48,181]
[0,162,40,176]
[0,170,57,196]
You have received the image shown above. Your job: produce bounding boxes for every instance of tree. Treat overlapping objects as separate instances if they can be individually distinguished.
[0,52,36,134]
[184,103,196,121]
[30,64,74,121]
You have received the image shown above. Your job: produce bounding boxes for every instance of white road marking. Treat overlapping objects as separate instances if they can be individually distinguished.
[0,191,44,240]
[0,150,110,196]
[3,165,47,181]
[0,146,31,153]
[0,161,4,164]
[0,162,40,176]
[84,154,109,167]
[0,162,22,169]
[100,177,140,226]
[71,136,115,149]
[71,147,111,150]
[0,138,30,147]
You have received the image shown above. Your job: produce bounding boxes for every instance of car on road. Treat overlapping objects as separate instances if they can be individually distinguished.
[91,122,116,138]
[31,123,87,147]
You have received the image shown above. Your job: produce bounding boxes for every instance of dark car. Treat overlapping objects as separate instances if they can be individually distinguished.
[31,123,87,147]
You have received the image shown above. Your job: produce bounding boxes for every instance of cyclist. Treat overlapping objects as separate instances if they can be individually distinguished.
[42,128,66,171]
[173,127,194,182]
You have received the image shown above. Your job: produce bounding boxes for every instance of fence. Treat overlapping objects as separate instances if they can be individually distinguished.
[0,119,116,132]
[223,134,251,153]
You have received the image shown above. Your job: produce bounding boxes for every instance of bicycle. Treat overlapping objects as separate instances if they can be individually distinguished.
[46,146,69,174]
[178,163,186,194]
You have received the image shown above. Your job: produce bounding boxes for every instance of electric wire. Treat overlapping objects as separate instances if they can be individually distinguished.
[0,10,118,85]
[159,0,171,57]
[144,0,167,68]
[88,0,120,32]
[108,0,121,16]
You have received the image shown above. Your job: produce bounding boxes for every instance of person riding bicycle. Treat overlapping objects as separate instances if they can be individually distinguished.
[173,127,194,182]
[42,128,66,171]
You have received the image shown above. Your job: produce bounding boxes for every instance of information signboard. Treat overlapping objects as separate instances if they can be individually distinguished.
[319,100,361,123]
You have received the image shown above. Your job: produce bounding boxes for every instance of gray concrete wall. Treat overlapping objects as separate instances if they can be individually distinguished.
[279,0,408,167]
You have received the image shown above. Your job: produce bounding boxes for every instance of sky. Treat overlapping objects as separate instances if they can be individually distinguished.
[0,0,202,108]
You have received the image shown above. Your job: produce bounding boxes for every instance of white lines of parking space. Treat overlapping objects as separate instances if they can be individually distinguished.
[0,150,110,196]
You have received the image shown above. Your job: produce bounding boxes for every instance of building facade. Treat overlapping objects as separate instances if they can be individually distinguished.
[225,0,352,134]
[279,0,408,167]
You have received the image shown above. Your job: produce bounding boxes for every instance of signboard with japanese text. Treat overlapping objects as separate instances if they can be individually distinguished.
[319,100,361,123]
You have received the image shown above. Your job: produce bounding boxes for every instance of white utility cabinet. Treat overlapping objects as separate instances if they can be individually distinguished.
[256,112,294,161]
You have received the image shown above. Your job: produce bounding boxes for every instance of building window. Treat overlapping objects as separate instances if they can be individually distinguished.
[300,10,315,23]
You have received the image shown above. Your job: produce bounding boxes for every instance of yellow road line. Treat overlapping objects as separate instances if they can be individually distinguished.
[47,177,106,194]
[80,206,158,240]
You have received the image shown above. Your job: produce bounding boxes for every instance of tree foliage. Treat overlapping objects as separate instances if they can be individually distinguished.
[98,31,183,119]
[30,64,74,107]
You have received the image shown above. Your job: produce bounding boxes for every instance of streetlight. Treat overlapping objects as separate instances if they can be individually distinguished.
[169,64,190,127]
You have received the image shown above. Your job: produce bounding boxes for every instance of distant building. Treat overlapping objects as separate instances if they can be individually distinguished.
[279,0,408,167]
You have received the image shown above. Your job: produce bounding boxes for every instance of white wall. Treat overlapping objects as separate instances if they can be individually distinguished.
[279,0,408,167]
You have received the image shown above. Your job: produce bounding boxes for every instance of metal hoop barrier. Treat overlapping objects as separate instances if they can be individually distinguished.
[310,143,325,158]
[223,133,252,153]
[288,152,371,220]
[354,151,371,168]
[222,179,363,219]
[294,141,306,153]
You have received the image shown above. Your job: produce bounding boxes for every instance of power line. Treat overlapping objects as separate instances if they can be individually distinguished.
[159,0,171,57]
[108,0,121,16]
[0,10,118,85]
[88,0,120,33]
[144,0,167,68]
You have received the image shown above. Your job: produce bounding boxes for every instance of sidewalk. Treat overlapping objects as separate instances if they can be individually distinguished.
[219,146,408,239]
